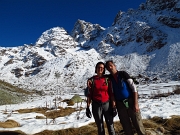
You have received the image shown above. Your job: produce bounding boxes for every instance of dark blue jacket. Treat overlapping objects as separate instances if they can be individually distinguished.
[110,71,132,100]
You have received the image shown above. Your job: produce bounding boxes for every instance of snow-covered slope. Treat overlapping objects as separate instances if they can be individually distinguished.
[0,0,180,93]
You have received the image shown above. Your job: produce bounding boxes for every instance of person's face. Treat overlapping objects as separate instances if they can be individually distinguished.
[96,64,105,75]
[106,62,117,74]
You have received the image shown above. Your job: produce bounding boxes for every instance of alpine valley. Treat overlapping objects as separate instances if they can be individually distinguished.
[0,0,180,94]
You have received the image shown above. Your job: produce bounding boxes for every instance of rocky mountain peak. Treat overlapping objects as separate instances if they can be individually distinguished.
[35,27,76,49]
[71,19,105,46]
[112,11,125,26]
[146,0,179,12]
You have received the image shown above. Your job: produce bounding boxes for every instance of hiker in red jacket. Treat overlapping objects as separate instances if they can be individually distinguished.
[86,62,116,135]
[105,60,146,135]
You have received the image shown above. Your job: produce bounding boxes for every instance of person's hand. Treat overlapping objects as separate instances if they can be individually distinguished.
[86,107,92,118]
[87,79,92,89]
[134,103,140,112]
[112,101,116,108]
[112,107,117,117]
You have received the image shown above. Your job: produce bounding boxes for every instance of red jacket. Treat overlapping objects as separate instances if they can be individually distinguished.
[88,75,114,103]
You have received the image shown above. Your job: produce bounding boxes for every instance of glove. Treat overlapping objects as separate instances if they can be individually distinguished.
[112,108,117,117]
[86,107,92,118]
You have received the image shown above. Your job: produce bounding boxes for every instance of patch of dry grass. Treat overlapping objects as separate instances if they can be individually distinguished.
[33,122,117,135]
[16,106,78,119]
[163,115,180,134]
[17,107,48,114]
[143,119,160,129]
[45,107,77,119]
[0,119,20,128]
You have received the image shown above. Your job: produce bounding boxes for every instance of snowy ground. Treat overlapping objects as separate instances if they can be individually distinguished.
[0,81,180,135]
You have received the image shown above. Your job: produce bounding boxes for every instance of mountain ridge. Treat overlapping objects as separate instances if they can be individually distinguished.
[0,0,180,93]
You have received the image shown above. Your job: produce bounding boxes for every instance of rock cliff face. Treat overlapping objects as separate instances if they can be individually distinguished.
[71,19,105,48]
[0,0,180,92]
[36,27,77,49]
[146,0,178,11]
[158,16,180,28]
[70,0,180,54]
[145,0,180,28]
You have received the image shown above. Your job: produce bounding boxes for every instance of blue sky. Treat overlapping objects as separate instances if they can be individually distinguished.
[0,0,146,47]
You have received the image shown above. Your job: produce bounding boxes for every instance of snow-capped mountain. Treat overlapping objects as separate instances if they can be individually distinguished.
[0,0,180,94]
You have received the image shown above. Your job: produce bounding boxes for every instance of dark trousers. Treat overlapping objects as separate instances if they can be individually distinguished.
[92,101,115,135]
[116,98,146,135]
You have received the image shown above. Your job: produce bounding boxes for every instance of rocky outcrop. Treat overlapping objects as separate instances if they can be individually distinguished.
[112,11,124,26]
[158,16,180,28]
[51,46,67,56]
[146,0,177,11]
[0,49,7,56]
[25,68,41,77]
[4,59,14,66]
[71,19,105,47]
[31,55,46,68]
[11,68,24,78]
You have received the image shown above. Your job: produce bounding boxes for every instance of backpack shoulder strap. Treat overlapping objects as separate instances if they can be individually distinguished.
[118,71,131,81]
[91,76,94,86]
[88,76,95,99]
[118,71,124,78]
[118,71,133,93]
[105,77,108,86]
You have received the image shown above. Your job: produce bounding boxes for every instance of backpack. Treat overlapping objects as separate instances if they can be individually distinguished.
[84,76,108,97]
[110,71,132,100]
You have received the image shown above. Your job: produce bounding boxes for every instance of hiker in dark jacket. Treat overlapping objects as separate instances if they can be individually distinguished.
[86,61,116,135]
[105,60,146,135]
